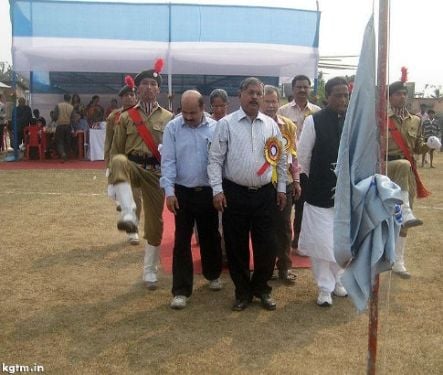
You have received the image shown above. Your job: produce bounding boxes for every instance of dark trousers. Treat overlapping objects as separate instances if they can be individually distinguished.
[0,125,4,151]
[10,126,24,151]
[172,185,222,297]
[275,183,293,272]
[292,173,309,246]
[55,124,72,158]
[222,179,277,300]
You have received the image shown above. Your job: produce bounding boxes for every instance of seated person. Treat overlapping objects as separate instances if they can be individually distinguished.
[33,109,46,127]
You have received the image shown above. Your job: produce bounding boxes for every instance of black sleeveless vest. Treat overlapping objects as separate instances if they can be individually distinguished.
[306,107,344,208]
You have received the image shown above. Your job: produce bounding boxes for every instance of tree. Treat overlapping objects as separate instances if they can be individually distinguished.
[431,88,442,99]
[0,62,13,82]
[423,84,443,99]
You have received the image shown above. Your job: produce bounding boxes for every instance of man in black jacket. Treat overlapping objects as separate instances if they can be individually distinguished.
[297,77,349,307]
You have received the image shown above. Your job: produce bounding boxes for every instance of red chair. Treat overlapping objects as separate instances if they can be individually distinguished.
[24,125,44,160]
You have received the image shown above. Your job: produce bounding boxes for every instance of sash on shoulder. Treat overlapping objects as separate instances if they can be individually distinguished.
[127,108,161,163]
[388,118,430,198]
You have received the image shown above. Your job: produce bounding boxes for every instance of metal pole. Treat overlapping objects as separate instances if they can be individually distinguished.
[167,1,173,112]
[368,0,389,374]
[313,0,321,95]
[12,70,18,161]
[10,1,18,161]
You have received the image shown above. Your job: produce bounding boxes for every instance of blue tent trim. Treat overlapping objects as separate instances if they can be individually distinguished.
[11,0,319,47]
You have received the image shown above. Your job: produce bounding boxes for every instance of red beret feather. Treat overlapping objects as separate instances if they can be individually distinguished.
[124,75,135,89]
[400,67,408,83]
[154,58,164,74]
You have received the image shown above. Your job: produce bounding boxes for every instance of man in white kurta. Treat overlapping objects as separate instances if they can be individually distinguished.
[297,77,349,306]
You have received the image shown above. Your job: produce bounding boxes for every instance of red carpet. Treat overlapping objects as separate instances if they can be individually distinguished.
[1,158,311,273]
[0,159,105,170]
[160,208,311,274]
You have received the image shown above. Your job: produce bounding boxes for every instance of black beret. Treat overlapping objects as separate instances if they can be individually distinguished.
[389,81,407,96]
[134,69,162,87]
[118,85,135,97]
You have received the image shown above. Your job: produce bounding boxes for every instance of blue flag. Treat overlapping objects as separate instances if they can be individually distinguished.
[333,15,402,312]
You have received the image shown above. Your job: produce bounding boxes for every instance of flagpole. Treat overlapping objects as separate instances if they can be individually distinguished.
[368,0,389,374]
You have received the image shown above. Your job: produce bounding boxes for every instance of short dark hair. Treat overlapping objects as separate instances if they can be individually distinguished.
[64,94,71,102]
[291,75,311,88]
[325,77,348,96]
[239,77,263,92]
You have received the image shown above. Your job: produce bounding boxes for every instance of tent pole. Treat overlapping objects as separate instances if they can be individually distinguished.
[368,0,389,374]
[12,70,18,161]
[313,0,320,95]
[168,63,172,112]
[167,1,173,112]
[10,1,18,161]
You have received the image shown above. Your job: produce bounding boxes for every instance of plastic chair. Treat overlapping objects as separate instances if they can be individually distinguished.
[24,125,44,160]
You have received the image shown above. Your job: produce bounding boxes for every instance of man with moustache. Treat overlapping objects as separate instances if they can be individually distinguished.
[261,85,301,284]
[278,75,321,252]
[208,77,287,311]
[109,62,173,290]
[297,77,349,307]
[161,90,223,309]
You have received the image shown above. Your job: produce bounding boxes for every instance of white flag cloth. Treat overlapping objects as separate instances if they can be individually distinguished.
[333,16,402,311]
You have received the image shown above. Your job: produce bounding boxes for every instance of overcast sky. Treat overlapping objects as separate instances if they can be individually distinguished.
[1,0,441,92]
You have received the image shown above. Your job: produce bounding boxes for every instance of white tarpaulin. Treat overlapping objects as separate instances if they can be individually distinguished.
[11,0,320,81]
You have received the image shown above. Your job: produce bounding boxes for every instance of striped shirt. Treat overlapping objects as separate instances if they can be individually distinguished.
[422,118,440,139]
[208,107,287,195]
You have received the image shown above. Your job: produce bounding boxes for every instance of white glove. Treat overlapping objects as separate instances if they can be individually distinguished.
[107,184,116,200]
[427,136,442,150]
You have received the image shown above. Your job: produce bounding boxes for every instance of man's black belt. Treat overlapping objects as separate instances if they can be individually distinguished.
[175,184,211,193]
[223,179,272,193]
[128,153,160,169]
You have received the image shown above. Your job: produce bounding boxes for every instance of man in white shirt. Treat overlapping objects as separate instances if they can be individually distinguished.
[278,75,321,252]
[297,77,349,307]
[208,77,287,311]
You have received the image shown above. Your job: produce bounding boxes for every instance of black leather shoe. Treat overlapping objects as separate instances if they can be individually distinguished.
[232,299,250,311]
[402,218,423,228]
[278,270,296,284]
[256,294,277,311]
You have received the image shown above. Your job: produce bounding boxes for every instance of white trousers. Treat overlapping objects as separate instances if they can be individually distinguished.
[310,257,343,293]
